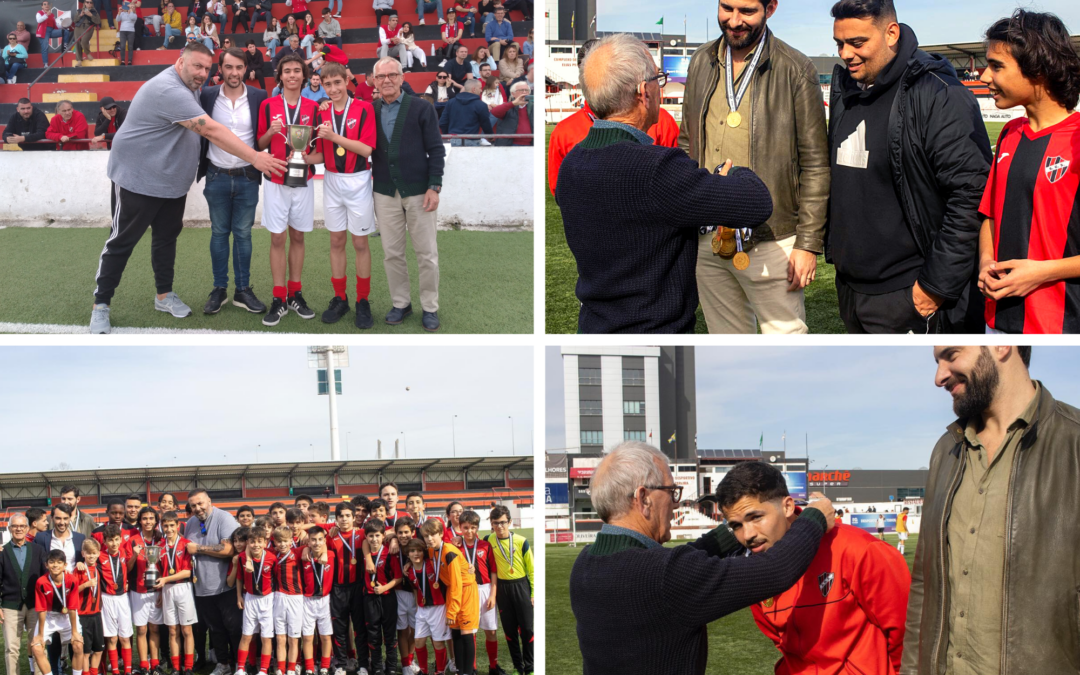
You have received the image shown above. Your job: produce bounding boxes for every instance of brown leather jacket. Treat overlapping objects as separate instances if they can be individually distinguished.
[901,383,1080,674]
[678,30,829,253]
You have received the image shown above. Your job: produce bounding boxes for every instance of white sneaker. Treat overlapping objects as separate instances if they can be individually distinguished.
[234,669,246,675]
[418,18,424,24]
[446,659,456,673]
[333,668,345,675]
[438,18,446,24]
[357,669,369,675]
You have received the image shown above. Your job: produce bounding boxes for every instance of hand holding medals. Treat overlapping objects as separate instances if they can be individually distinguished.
[710,160,751,270]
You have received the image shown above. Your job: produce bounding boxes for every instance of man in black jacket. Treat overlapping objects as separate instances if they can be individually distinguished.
[92,96,126,145]
[3,98,50,149]
[0,513,46,675]
[825,0,992,334]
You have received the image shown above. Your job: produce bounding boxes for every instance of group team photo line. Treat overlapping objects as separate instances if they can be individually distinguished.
[0,485,535,675]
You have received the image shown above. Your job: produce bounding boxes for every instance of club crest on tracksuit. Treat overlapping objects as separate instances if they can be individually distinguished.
[818,571,834,598]
[1045,156,1070,184]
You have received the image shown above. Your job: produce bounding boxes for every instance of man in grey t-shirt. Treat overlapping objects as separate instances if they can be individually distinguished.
[184,489,241,675]
[90,42,286,334]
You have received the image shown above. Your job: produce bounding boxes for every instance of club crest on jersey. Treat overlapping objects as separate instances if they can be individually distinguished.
[818,572,834,598]
[301,115,311,125]
[346,118,357,129]
[1045,156,1070,184]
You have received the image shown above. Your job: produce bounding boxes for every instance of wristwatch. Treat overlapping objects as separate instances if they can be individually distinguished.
[427,185,442,194]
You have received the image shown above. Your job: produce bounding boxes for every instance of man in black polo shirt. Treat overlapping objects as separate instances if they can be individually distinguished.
[3,98,50,149]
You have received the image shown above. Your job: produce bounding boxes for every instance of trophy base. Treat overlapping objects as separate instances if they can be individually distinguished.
[283,162,309,189]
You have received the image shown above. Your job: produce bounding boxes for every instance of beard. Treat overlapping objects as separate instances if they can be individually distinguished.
[953,348,1000,419]
[720,19,766,51]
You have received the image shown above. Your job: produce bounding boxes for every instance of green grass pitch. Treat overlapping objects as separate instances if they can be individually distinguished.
[545,122,1008,334]
[546,531,919,673]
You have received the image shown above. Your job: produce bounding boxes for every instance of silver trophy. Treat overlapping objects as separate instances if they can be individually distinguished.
[144,545,163,588]
[280,124,314,188]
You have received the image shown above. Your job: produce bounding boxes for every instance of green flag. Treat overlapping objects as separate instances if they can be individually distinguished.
[759,433,763,449]
[656,17,663,26]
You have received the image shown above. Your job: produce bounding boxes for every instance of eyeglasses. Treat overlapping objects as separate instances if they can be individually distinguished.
[373,73,401,82]
[635,484,683,502]
[490,519,510,527]
[644,71,669,88]
[436,76,447,80]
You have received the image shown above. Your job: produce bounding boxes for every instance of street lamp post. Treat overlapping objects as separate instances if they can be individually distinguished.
[508,416,515,455]
[346,432,351,459]
[400,432,407,458]
[256,445,260,463]
[452,415,458,458]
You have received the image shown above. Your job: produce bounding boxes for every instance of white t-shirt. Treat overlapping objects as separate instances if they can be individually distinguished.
[50,533,76,572]
[207,87,254,169]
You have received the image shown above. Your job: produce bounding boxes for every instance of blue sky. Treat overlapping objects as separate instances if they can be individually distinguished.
[546,346,1080,469]
[596,0,1080,56]
[0,347,533,470]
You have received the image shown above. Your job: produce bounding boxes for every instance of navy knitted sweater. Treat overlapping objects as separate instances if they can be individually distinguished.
[569,510,827,675]
[556,125,774,333]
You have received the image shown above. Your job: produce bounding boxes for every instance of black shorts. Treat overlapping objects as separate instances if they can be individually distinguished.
[80,613,106,653]
[877,528,885,534]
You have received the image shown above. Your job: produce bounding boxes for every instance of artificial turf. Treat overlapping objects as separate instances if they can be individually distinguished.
[0,228,533,334]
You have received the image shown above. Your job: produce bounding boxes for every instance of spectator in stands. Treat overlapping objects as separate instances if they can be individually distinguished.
[45,100,89,150]
[317,8,341,48]
[502,0,529,21]
[378,14,407,67]
[476,0,495,24]
[206,0,226,25]
[372,0,397,27]
[301,72,328,101]
[424,69,456,108]
[272,33,302,70]
[200,14,220,52]
[511,59,531,91]
[439,78,492,145]
[439,8,464,59]
[115,2,137,64]
[3,33,28,84]
[450,0,475,35]
[282,14,300,43]
[2,98,49,148]
[446,42,471,89]
[311,36,347,65]
[244,40,265,88]
[484,6,512,59]
[92,96,126,144]
[299,11,317,57]
[325,0,341,20]
[0,513,47,675]
[93,0,114,29]
[185,15,203,46]
[398,22,425,71]
[284,0,308,25]
[36,1,71,67]
[479,66,504,107]
[522,26,532,58]
[416,0,444,27]
[71,0,100,67]
[13,22,32,51]
[370,56,447,330]
[355,69,375,100]
[469,44,495,77]
[490,80,530,145]
[230,0,252,33]
[263,16,282,58]
[159,2,183,48]
[138,0,163,37]
[251,0,271,32]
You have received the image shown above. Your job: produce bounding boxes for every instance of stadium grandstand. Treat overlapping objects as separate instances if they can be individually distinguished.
[0,455,534,527]
[0,0,533,142]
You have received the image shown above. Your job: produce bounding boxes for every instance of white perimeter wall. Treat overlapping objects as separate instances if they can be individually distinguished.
[0,145,533,228]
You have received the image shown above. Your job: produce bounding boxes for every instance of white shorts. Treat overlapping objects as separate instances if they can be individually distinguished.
[243,592,275,636]
[301,595,332,637]
[262,180,315,234]
[102,594,134,638]
[413,604,449,642]
[395,589,416,631]
[898,532,909,541]
[162,583,198,626]
[273,592,304,638]
[130,590,163,626]
[323,170,376,236]
[477,584,497,632]
[43,611,77,646]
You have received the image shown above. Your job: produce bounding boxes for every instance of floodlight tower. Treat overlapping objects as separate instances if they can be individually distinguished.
[307,346,350,460]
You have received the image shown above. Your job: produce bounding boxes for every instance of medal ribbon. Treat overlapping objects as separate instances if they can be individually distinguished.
[433,544,443,580]
[282,94,300,127]
[371,545,385,587]
[165,536,180,574]
[338,530,356,565]
[463,539,478,568]
[416,562,426,603]
[50,576,66,611]
[253,554,267,591]
[331,96,351,151]
[724,31,766,121]
[496,532,514,574]
[110,554,124,592]
[313,559,325,596]
[88,568,98,598]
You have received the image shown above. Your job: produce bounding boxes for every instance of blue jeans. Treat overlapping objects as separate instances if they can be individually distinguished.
[251,9,270,29]
[41,27,68,63]
[4,62,23,81]
[417,0,442,20]
[265,36,279,57]
[301,33,313,57]
[93,0,113,26]
[204,167,260,289]
[201,37,215,51]
[450,138,481,146]
[327,0,341,14]
[164,24,183,46]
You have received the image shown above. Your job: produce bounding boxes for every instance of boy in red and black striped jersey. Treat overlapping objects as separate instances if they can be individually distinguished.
[91,501,136,549]
[459,511,504,675]
[404,539,448,675]
[405,493,453,544]
[157,511,196,675]
[391,518,418,675]
[75,539,105,675]
[31,551,83,675]
[363,520,400,675]
[271,526,304,675]
[98,525,133,675]
[324,502,366,674]
[300,527,334,675]
[124,507,165,675]
[236,528,278,675]
[287,508,310,548]
[978,10,1080,333]
[310,503,331,528]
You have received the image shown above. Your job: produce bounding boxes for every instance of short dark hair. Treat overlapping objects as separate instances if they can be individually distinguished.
[161,510,180,524]
[394,516,416,532]
[246,39,256,46]
[1017,346,1032,368]
[232,526,251,544]
[405,492,424,503]
[103,523,122,541]
[25,507,46,524]
[276,53,309,82]
[269,502,287,514]
[350,495,371,511]
[405,538,426,555]
[219,46,246,67]
[489,505,511,522]
[294,494,314,507]
[334,502,355,518]
[106,499,124,511]
[312,502,330,517]
[187,488,209,501]
[137,505,160,527]
[459,510,481,527]
[285,507,306,524]
[157,493,176,505]
[60,485,79,497]
[363,519,386,535]
[126,494,142,504]
[715,461,790,511]
[47,549,67,564]
[51,503,73,517]
[306,526,326,538]
[16,98,32,106]
[830,0,896,23]
[378,482,398,494]
[321,7,330,13]
[236,505,254,518]
[369,498,388,512]
[182,41,213,58]
[985,10,1080,111]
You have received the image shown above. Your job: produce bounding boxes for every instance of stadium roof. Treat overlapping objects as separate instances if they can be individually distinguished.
[921,35,1080,69]
[696,449,763,459]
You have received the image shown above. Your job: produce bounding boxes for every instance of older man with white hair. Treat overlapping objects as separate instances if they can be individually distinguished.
[491,80,531,145]
[556,33,774,334]
[569,441,835,675]
[0,513,47,675]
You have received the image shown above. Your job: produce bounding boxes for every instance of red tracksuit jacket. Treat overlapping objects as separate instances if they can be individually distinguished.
[751,522,911,675]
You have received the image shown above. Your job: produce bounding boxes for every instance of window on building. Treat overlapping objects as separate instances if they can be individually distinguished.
[623,401,645,415]
[579,368,601,385]
[624,430,647,441]
[550,46,574,53]
[581,430,603,446]
[579,400,602,416]
[622,369,645,385]
[896,487,925,500]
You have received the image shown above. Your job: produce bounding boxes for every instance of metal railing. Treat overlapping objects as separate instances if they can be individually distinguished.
[26,20,98,102]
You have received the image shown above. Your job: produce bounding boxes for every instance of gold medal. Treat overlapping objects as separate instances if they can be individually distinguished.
[336,147,345,157]
[718,237,737,258]
[727,111,742,128]
[433,581,439,590]
[720,228,735,240]
[351,557,357,565]
[62,608,68,614]
[711,231,723,255]
[763,597,774,608]
[733,251,750,270]
[169,568,175,576]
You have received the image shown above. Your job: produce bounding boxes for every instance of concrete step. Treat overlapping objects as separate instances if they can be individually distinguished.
[42,91,99,102]
[75,59,121,66]
[59,74,112,82]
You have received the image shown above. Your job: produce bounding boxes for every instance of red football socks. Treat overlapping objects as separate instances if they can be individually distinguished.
[415,647,428,673]
[121,649,131,674]
[273,286,287,300]
[149,660,158,670]
[332,277,347,300]
[236,651,248,670]
[260,653,271,673]
[402,654,413,667]
[183,655,193,671]
[486,639,499,669]
[434,648,446,674]
[356,277,370,301]
[108,650,119,674]
[171,657,180,671]
[139,661,148,671]
[304,659,315,672]
[287,280,302,299]
[277,661,285,674]
[319,656,330,670]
